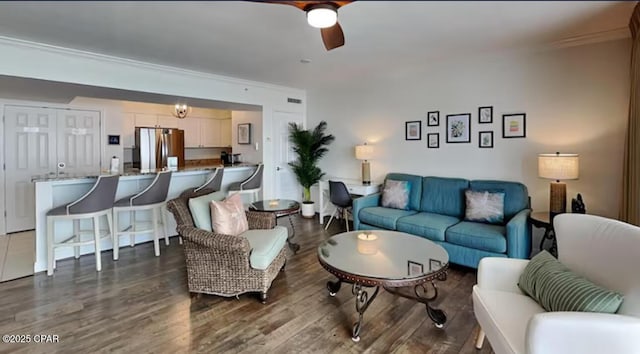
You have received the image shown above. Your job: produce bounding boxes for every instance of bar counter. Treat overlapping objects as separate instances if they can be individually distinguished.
[33,164,258,273]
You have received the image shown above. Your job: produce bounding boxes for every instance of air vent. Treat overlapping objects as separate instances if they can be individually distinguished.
[287,97,302,104]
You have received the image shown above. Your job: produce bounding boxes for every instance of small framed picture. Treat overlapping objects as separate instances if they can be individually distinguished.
[502,113,526,138]
[408,260,424,276]
[238,123,252,144]
[479,131,493,148]
[478,106,493,124]
[427,133,439,148]
[405,121,422,141]
[446,113,471,143]
[427,111,440,126]
[108,135,120,145]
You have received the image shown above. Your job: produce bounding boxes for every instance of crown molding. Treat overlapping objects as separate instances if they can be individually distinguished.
[0,36,305,94]
[550,27,630,49]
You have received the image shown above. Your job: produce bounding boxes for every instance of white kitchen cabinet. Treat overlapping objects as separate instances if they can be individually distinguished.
[178,118,201,148]
[133,113,178,128]
[178,117,229,148]
[201,119,221,148]
[220,118,232,147]
[157,115,179,128]
[122,112,136,148]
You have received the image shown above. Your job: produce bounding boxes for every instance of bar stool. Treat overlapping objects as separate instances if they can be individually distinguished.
[180,168,224,197]
[112,170,172,259]
[46,175,120,276]
[227,164,264,203]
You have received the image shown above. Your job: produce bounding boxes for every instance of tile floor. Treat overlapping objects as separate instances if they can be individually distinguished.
[0,231,35,282]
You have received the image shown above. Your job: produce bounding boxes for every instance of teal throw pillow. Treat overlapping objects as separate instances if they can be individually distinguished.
[464,189,505,224]
[188,191,226,231]
[518,250,624,313]
[381,179,411,210]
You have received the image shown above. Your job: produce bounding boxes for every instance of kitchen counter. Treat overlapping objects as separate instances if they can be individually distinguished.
[31,164,257,182]
[32,164,259,273]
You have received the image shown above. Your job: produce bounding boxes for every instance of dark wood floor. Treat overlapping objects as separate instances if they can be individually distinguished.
[0,215,495,353]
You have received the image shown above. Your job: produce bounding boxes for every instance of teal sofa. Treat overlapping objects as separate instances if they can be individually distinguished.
[353,173,531,268]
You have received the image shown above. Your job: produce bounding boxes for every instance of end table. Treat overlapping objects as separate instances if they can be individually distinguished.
[529,211,557,257]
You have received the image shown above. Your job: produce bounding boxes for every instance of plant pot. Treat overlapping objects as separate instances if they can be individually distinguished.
[301,201,315,218]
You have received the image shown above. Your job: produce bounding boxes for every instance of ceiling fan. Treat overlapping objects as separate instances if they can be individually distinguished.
[261,1,354,51]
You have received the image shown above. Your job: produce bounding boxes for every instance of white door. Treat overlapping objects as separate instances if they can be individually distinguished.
[273,111,303,201]
[4,106,57,232]
[56,110,102,175]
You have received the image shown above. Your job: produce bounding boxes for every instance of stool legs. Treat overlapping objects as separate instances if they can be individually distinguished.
[152,207,160,257]
[130,211,136,247]
[113,211,120,261]
[93,216,102,272]
[47,217,55,276]
[325,209,338,230]
[73,219,80,259]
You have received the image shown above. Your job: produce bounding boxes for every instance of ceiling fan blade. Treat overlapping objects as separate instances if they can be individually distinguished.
[321,22,345,50]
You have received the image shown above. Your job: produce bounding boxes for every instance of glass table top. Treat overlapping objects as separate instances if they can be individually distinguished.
[250,199,300,213]
[318,231,449,281]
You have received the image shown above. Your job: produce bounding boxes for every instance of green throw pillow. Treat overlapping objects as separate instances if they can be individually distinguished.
[188,191,226,231]
[518,250,623,313]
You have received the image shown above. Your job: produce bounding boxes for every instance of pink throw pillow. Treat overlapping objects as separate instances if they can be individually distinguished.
[210,193,249,236]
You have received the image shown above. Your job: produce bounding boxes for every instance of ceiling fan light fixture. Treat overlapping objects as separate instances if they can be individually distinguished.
[306,4,338,29]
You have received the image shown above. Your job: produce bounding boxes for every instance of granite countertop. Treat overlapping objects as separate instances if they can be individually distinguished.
[31,163,258,182]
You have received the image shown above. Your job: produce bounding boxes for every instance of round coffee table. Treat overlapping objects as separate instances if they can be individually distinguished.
[318,230,449,342]
[250,199,301,253]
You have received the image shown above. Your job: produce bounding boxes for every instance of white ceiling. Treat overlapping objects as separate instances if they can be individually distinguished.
[0,1,634,91]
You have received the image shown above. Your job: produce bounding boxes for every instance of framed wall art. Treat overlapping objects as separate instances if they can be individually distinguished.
[427,133,439,148]
[238,123,252,144]
[405,121,422,140]
[446,113,471,143]
[502,113,526,138]
[478,106,493,124]
[427,111,440,126]
[479,131,493,148]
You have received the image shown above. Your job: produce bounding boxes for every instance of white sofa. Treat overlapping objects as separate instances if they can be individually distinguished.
[472,213,640,354]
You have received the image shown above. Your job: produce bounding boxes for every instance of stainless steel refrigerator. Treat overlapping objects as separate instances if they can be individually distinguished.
[133,127,185,171]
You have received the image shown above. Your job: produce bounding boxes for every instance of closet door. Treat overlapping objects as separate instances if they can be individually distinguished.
[56,110,102,175]
[4,105,57,233]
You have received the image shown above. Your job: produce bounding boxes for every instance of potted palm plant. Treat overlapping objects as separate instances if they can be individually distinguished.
[288,121,335,218]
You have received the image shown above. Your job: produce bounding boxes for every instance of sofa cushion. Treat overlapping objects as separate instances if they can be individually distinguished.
[385,173,423,211]
[358,207,417,230]
[464,189,505,224]
[473,286,546,354]
[188,191,227,231]
[518,251,624,313]
[381,179,411,210]
[240,226,288,270]
[446,221,507,253]
[396,212,460,242]
[421,177,469,218]
[470,180,528,220]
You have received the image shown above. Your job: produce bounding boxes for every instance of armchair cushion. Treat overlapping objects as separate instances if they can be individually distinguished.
[241,226,288,270]
[518,250,624,313]
[210,194,248,236]
[188,191,226,231]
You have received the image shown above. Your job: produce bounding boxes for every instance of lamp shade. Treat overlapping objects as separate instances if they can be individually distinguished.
[355,144,373,160]
[538,153,579,180]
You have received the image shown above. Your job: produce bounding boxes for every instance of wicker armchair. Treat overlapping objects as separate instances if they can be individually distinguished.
[167,189,288,302]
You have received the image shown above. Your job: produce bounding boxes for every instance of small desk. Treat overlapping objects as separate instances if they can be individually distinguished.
[318,178,381,225]
[529,211,557,257]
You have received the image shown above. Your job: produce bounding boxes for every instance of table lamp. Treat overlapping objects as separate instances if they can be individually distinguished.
[538,152,579,217]
[355,143,373,185]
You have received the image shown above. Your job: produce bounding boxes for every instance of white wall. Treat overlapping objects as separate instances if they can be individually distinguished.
[307,39,631,219]
[231,110,263,164]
